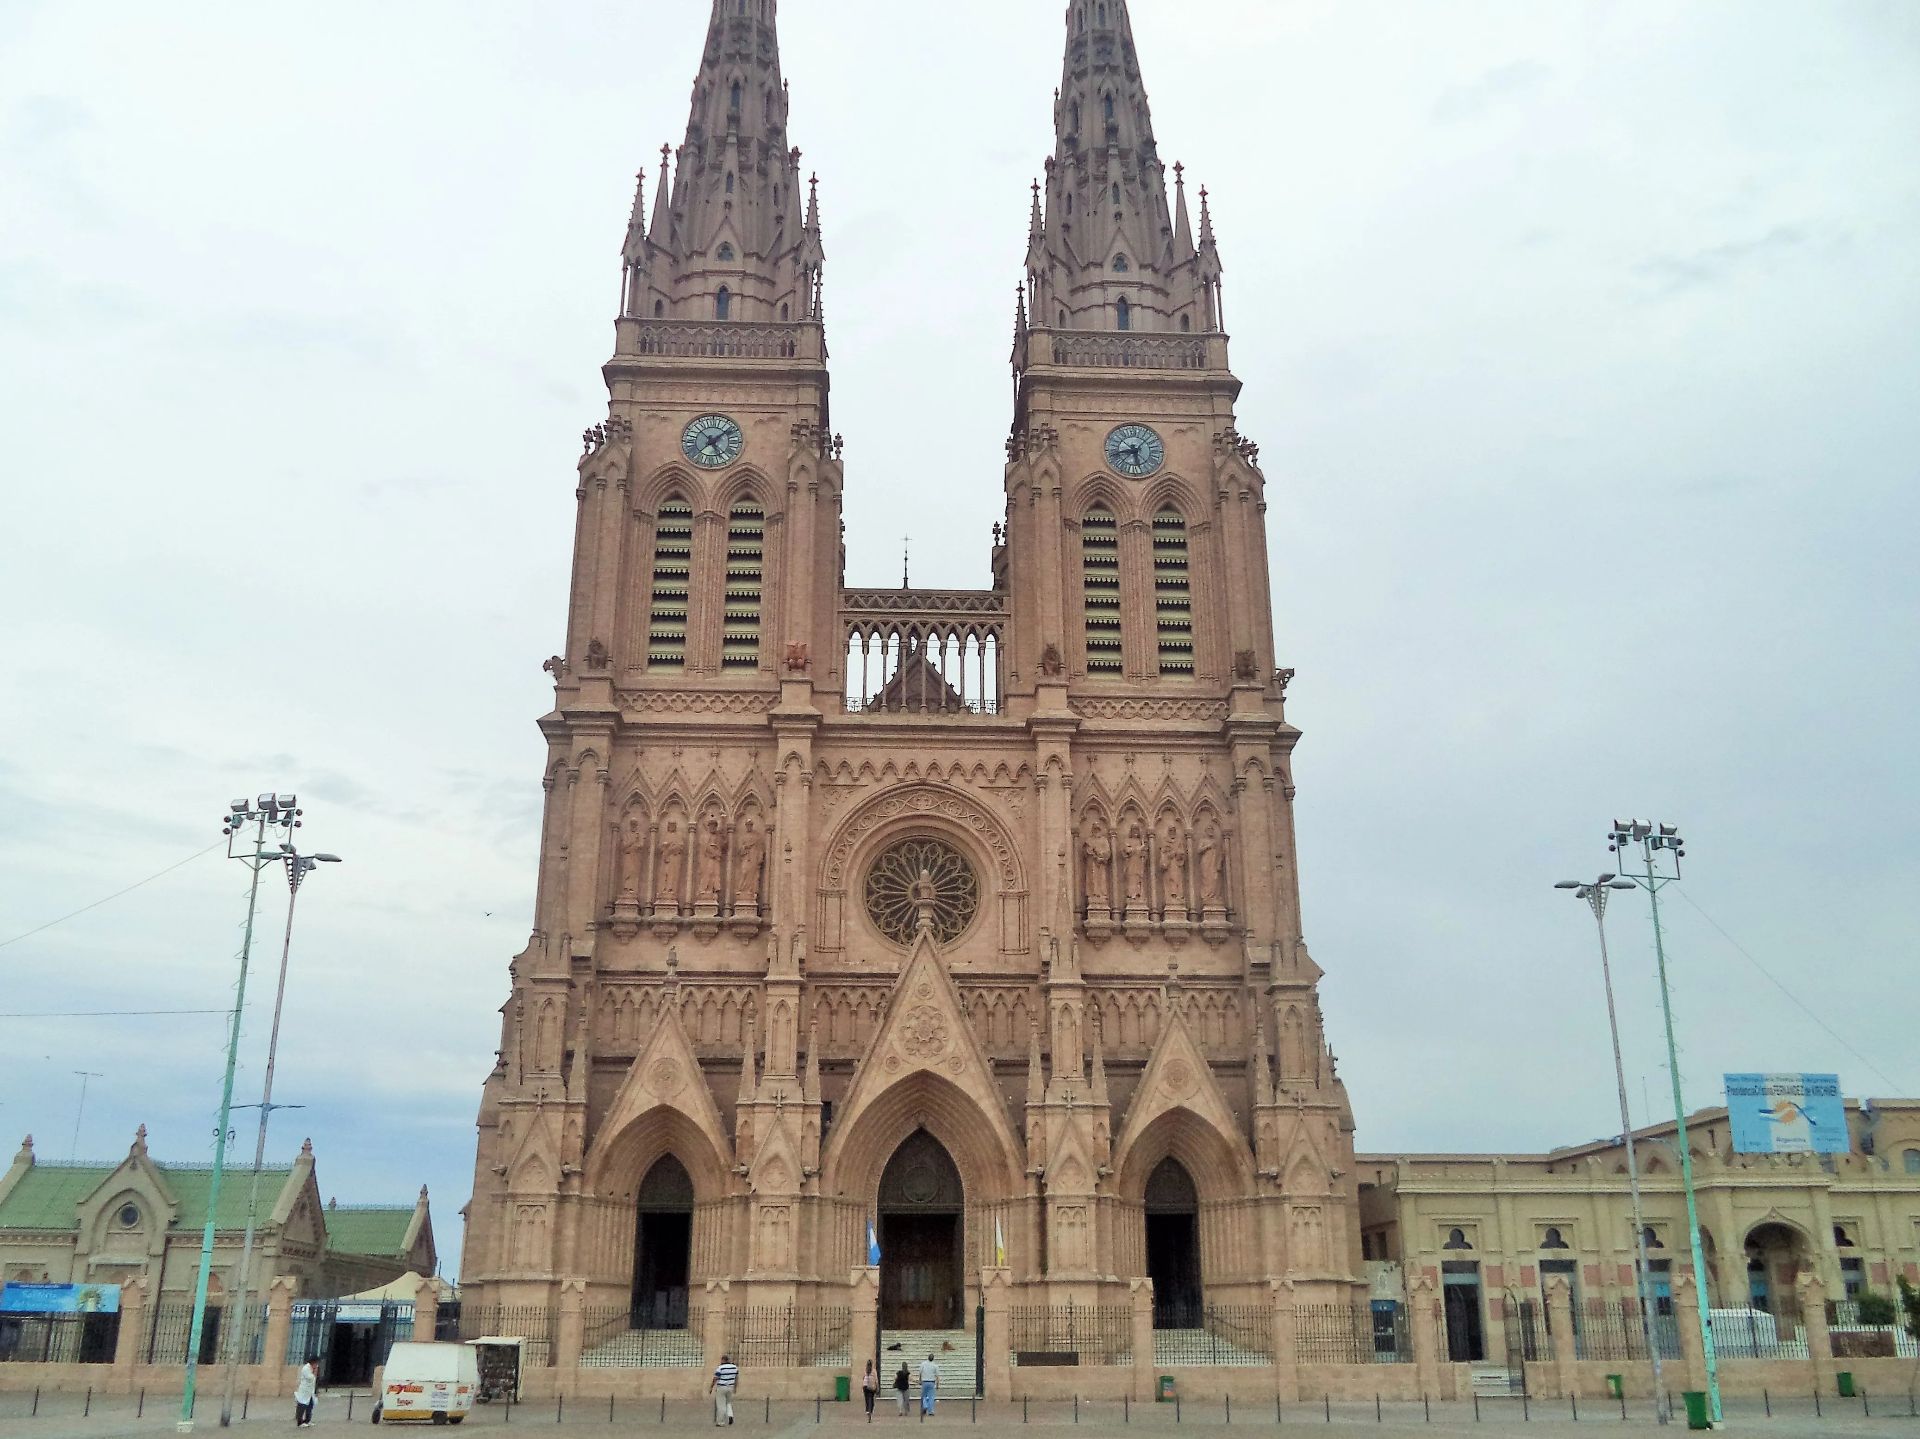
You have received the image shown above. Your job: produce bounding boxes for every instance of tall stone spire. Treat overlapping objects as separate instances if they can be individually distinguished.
[627,0,821,326]
[1026,0,1217,335]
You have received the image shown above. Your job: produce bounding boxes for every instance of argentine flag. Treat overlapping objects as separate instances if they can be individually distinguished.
[867,1217,881,1266]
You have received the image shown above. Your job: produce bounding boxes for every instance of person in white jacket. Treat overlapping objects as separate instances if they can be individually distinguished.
[293,1361,317,1427]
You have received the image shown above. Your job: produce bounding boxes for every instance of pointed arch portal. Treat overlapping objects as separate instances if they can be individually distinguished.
[1144,1156,1201,1327]
[878,1129,963,1331]
[632,1155,694,1328]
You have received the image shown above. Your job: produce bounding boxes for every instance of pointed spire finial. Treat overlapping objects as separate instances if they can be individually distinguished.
[301,1138,313,1156]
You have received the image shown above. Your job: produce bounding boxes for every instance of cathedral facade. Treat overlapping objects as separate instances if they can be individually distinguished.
[460,0,1362,1347]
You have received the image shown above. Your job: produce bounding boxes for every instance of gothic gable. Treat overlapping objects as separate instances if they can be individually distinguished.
[1110,1005,1254,1200]
[585,994,734,1198]
[819,925,1026,1202]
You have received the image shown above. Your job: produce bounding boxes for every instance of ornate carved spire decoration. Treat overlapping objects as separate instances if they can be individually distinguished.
[1026,0,1217,334]
[629,0,821,325]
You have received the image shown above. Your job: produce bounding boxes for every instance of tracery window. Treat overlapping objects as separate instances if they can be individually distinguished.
[647,498,694,669]
[717,242,734,261]
[1082,507,1122,674]
[864,836,978,945]
[1112,253,1129,271]
[722,501,764,670]
[1153,509,1193,675]
[1116,296,1130,330]
[716,286,731,320]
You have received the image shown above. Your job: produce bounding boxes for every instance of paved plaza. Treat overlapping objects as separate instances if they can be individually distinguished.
[0,1392,1915,1439]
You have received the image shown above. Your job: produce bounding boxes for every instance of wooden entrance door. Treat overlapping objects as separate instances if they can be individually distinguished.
[880,1213,961,1330]
[878,1129,965,1331]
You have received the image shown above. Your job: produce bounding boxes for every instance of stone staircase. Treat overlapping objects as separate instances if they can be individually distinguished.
[580,1327,704,1368]
[879,1331,977,1396]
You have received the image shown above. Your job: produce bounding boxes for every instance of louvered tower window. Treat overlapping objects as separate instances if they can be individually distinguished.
[647,498,693,669]
[1153,509,1194,675]
[722,501,764,669]
[1082,507,1122,674]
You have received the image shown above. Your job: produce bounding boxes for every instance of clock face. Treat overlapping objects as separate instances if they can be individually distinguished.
[682,413,744,469]
[1105,423,1164,478]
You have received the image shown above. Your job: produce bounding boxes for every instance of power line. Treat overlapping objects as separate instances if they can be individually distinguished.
[0,1009,231,1019]
[1674,888,1911,1099]
[0,843,223,951]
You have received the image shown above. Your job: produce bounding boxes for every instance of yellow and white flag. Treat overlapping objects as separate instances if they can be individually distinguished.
[993,1214,1006,1266]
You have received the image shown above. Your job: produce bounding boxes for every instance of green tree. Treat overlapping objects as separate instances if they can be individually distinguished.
[1898,1276,1920,1401]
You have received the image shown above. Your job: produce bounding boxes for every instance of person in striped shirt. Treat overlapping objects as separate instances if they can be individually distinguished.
[709,1355,738,1425]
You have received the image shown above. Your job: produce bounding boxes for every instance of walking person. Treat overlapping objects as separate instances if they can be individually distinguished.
[862,1359,879,1421]
[892,1362,910,1416]
[293,1360,317,1427]
[919,1353,940,1416]
[709,1353,738,1426]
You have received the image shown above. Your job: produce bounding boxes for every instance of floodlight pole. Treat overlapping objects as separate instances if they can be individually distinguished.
[1556,874,1666,1424]
[1613,820,1721,1428]
[179,795,302,1433]
[219,848,337,1426]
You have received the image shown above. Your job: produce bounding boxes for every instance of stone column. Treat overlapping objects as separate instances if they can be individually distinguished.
[1268,1279,1299,1402]
[849,1267,880,1397]
[1796,1271,1834,1398]
[1129,1278,1156,1402]
[1672,1271,1707,1395]
[263,1277,298,1393]
[703,1279,732,1377]
[1409,1272,1440,1399]
[555,1277,586,1372]
[111,1274,149,1392]
[1545,1276,1579,1400]
[408,1274,439,1350]
[981,1267,1013,1401]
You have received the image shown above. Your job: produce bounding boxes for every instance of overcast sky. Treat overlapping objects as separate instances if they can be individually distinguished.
[2,0,1916,1280]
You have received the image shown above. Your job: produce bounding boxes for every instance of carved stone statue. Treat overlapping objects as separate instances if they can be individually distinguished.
[1196,819,1226,909]
[1039,643,1064,677]
[1158,822,1188,913]
[696,814,726,904]
[1080,821,1112,911]
[616,816,645,902]
[1121,822,1148,907]
[731,816,766,907]
[656,819,687,911]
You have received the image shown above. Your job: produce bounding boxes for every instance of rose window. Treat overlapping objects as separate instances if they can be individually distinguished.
[863,836,978,945]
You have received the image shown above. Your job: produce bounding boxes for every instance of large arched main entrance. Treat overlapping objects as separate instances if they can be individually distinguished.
[1144,1157,1202,1327]
[879,1130,964,1331]
[632,1156,694,1328]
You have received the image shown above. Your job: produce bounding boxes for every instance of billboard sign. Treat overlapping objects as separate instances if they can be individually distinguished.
[1725,1073,1848,1154]
[0,1283,121,1314]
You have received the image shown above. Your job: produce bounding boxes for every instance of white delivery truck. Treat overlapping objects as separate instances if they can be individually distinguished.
[374,1341,478,1424]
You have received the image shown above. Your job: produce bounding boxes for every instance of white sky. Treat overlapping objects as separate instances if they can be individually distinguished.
[2,1,1916,1279]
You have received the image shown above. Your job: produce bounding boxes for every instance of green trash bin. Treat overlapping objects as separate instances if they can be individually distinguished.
[1682,1392,1709,1430]
[1837,1372,1856,1398]
[835,1376,850,1403]
[1606,1375,1624,1399]
[1157,1376,1176,1402]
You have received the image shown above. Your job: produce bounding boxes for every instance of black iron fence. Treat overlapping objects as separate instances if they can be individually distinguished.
[145,1303,225,1366]
[1709,1302,1807,1360]
[1293,1304,1409,1365]
[1503,1299,1551,1364]
[0,1312,119,1364]
[1151,1306,1272,1366]
[456,1305,556,1368]
[1571,1298,1682,1362]
[723,1307,849,1368]
[579,1305,705,1367]
[1008,1305,1132,1366]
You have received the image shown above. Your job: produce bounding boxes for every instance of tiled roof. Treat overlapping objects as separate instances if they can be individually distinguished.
[0,1164,294,1233]
[324,1207,415,1258]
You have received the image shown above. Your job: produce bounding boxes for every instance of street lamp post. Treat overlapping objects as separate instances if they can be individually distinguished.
[218,846,339,1426]
[178,794,302,1433]
[1555,871,1667,1424]
[1611,819,1721,1428]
